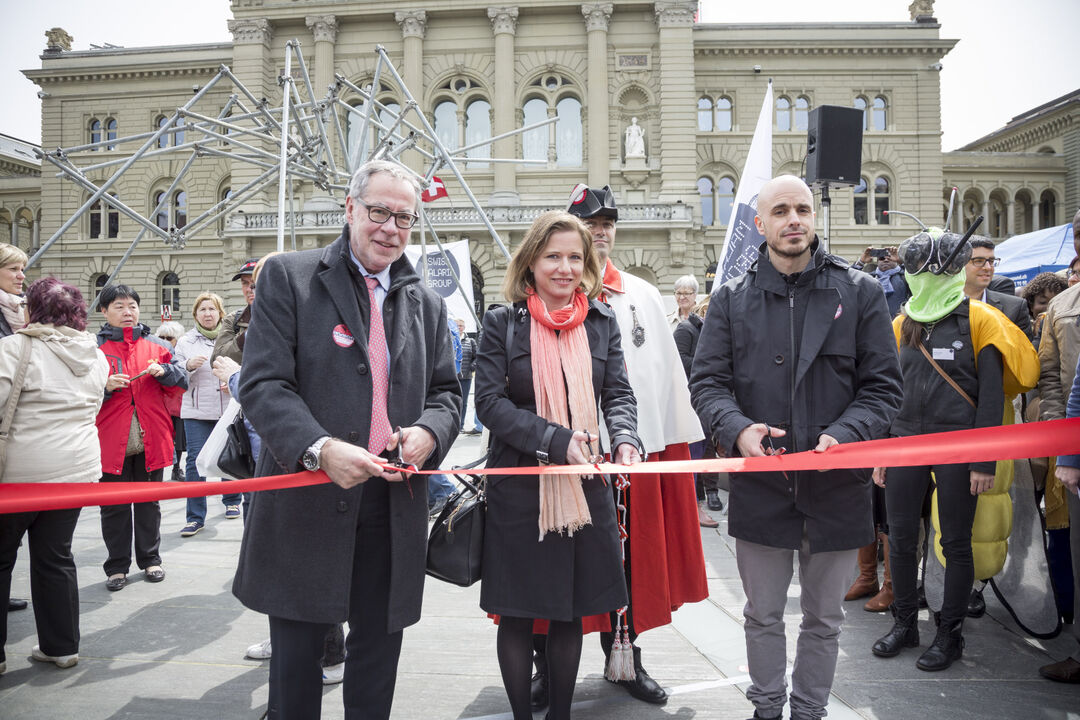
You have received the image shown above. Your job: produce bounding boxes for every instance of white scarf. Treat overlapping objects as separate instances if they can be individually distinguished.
[0,287,26,332]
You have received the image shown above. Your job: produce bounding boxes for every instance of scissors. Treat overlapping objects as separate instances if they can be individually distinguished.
[384,427,418,474]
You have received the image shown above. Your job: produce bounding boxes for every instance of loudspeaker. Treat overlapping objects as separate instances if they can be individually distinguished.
[805,105,863,187]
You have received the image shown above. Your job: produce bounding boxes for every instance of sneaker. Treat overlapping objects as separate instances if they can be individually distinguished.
[180,521,204,537]
[31,645,78,669]
[245,638,272,660]
[322,662,345,685]
[224,505,241,520]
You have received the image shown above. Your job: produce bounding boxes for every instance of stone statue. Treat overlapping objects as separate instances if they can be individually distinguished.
[624,117,645,159]
[908,0,935,21]
[45,28,73,52]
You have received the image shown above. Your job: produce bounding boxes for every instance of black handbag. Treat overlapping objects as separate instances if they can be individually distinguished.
[426,474,485,587]
[217,409,256,480]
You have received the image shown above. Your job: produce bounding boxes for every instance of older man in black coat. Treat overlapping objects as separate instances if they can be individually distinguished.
[235,160,461,719]
[690,176,902,720]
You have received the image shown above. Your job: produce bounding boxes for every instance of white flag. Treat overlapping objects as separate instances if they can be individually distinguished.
[716,81,773,284]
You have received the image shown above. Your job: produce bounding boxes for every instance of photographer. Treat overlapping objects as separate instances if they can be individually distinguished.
[855,246,909,317]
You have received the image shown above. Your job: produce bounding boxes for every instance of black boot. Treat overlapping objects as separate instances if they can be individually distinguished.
[172,464,185,482]
[706,488,723,512]
[916,620,964,671]
[871,606,919,658]
[966,587,986,618]
[530,650,549,711]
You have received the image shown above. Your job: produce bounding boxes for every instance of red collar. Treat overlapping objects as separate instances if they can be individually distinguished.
[601,259,624,299]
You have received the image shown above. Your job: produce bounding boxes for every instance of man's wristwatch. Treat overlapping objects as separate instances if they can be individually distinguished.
[302,436,331,472]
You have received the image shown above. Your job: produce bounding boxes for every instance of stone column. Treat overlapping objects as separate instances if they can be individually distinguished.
[488,7,519,205]
[582,3,613,187]
[1006,199,1015,236]
[653,1,697,202]
[982,200,991,235]
[228,18,275,213]
[305,15,338,97]
[395,11,427,173]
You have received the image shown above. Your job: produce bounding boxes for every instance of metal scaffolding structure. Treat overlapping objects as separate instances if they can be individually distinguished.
[30,43,555,317]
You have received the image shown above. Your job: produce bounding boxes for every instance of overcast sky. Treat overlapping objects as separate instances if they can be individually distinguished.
[3,0,1077,152]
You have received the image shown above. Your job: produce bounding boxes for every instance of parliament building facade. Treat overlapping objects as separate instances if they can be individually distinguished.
[1,0,1076,315]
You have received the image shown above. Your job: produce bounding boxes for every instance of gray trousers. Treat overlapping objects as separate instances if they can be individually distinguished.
[736,537,855,720]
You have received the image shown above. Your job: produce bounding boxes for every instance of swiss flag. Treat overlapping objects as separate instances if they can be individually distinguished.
[422,176,448,203]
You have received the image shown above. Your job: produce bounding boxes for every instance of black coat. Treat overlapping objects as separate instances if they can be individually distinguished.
[233,231,462,629]
[985,289,1032,340]
[690,240,903,552]
[673,313,703,380]
[474,300,640,620]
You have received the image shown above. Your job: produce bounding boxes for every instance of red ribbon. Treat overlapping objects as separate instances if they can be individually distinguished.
[3,418,1078,514]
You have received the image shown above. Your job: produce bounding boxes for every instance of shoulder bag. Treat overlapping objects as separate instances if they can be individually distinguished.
[0,335,33,478]
[426,473,486,587]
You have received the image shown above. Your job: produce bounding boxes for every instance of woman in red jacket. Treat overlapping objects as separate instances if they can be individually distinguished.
[95,285,187,591]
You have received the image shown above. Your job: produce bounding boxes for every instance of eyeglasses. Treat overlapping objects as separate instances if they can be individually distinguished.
[357,200,418,229]
[968,257,999,268]
[674,291,696,297]
[158,335,175,341]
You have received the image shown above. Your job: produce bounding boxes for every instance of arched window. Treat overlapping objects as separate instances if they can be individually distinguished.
[154,190,169,230]
[776,96,791,132]
[853,177,869,225]
[698,177,714,226]
[160,272,181,314]
[522,98,548,162]
[153,188,187,231]
[874,176,890,224]
[90,194,119,239]
[555,96,582,167]
[89,118,101,149]
[698,97,713,132]
[156,116,169,149]
[173,117,185,146]
[872,96,887,131]
[105,118,117,150]
[853,174,892,225]
[698,175,737,227]
[465,99,491,168]
[430,76,492,169]
[794,96,810,132]
[1040,190,1056,228]
[854,96,868,132]
[716,96,733,132]
[218,185,232,233]
[90,273,108,302]
[434,100,458,152]
[521,74,581,167]
[716,177,736,226]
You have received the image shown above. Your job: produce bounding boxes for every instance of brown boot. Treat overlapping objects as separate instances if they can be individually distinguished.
[698,503,719,528]
[865,533,893,612]
[845,539,879,601]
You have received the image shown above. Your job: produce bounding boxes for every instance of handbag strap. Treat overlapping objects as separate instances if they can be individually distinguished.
[0,335,34,473]
[916,338,975,408]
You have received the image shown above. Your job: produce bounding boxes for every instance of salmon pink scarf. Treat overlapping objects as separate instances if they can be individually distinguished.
[527,288,597,538]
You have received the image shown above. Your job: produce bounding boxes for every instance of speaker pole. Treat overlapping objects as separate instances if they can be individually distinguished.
[820,183,831,253]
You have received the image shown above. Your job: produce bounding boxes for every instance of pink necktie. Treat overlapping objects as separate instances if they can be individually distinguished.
[365,276,392,457]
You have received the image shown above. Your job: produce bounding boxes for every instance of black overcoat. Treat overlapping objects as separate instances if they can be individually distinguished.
[475,301,641,620]
[690,240,903,552]
[233,231,461,630]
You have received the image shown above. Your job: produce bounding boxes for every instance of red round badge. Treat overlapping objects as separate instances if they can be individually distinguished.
[332,324,355,348]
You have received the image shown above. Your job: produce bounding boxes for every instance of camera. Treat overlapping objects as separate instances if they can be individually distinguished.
[870,248,889,259]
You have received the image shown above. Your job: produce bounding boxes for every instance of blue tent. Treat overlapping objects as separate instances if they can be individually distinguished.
[995,224,1073,287]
